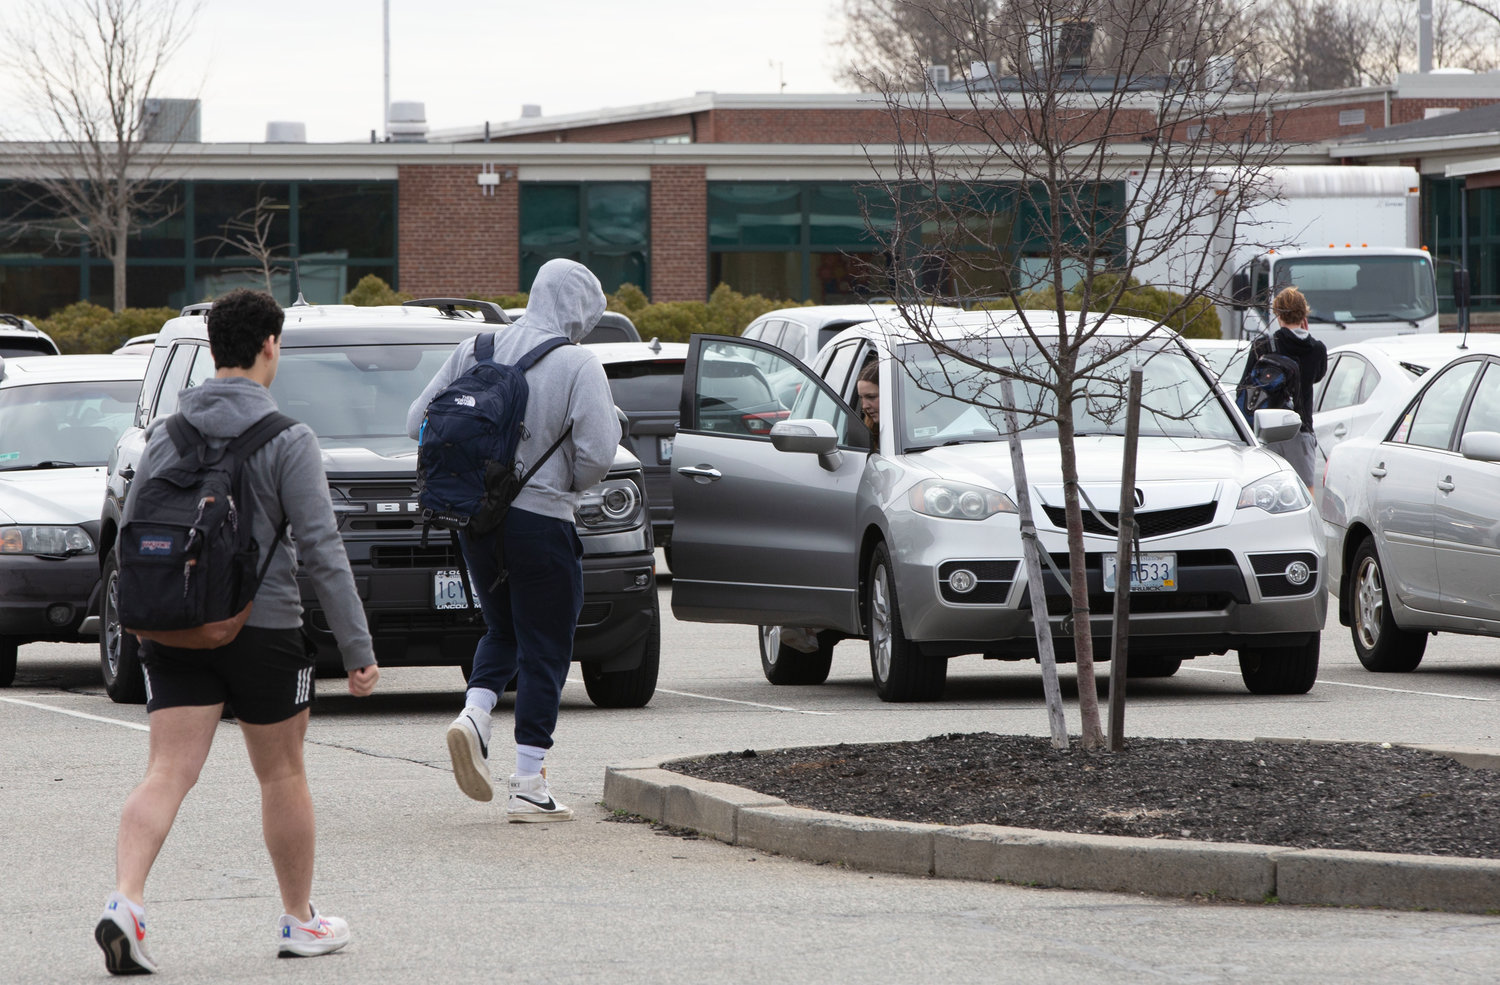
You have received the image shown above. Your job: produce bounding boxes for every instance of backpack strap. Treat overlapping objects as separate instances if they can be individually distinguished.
[474,330,499,365]
[225,412,300,582]
[515,335,572,372]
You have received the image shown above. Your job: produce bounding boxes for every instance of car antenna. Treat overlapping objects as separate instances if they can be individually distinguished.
[649,336,661,353]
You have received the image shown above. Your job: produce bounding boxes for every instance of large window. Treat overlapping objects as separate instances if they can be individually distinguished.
[0,179,398,316]
[1423,175,1499,313]
[519,182,648,293]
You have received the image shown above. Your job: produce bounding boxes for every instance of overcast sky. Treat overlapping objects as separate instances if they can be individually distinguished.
[133,0,850,142]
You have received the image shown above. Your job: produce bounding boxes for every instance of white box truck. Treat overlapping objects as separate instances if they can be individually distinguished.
[1128,165,1443,345]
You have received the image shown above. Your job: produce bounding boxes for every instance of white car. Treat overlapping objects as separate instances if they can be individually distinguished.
[671,310,1327,701]
[1185,337,1251,386]
[1321,346,1500,672]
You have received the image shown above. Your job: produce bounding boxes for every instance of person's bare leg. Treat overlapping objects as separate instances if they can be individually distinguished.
[115,704,224,902]
[241,709,314,922]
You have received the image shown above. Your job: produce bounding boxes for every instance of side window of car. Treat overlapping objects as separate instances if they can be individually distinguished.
[135,346,170,426]
[691,338,859,445]
[1357,363,1381,402]
[185,345,216,391]
[819,342,859,398]
[1318,355,1366,412]
[780,323,808,362]
[1390,359,1483,449]
[151,343,201,420]
[1460,362,1500,437]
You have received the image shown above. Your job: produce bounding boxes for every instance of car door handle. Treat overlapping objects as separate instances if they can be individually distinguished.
[1437,475,1455,492]
[677,465,722,481]
[1333,424,1347,438]
[1370,461,1387,479]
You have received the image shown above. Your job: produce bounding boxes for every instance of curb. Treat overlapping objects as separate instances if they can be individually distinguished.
[602,742,1500,915]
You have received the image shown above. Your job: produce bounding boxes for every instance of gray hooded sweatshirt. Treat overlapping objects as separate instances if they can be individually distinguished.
[126,377,376,670]
[405,258,621,522]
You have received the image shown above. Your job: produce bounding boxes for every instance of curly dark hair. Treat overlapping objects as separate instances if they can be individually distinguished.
[206,288,284,369]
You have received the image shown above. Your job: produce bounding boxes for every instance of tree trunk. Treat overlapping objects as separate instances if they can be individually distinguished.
[113,211,130,312]
[1055,379,1105,748]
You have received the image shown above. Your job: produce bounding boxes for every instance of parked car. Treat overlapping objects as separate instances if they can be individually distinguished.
[670,310,1327,701]
[1321,347,1500,672]
[591,339,687,564]
[506,307,640,344]
[0,314,61,358]
[113,333,157,355]
[98,299,660,707]
[0,354,147,685]
[1185,337,1252,386]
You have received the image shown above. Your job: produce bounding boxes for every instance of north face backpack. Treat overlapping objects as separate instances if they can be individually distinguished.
[1236,334,1302,422]
[118,411,297,649]
[416,332,574,586]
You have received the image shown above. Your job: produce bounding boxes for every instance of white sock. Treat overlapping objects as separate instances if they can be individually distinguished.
[465,687,498,714]
[516,744,546,777]
[109,892,145,919]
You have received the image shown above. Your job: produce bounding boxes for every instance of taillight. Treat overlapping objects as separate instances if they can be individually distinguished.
[742,410,790,435]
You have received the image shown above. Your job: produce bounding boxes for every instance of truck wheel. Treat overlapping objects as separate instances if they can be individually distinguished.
[867,542,945,702]
[0,637,18,687]
[1125,654,1182,678]
[582,602,660,709]
[1348,537,1426,672]
[759,626,834,685]
[100,550,147,705]
[1238,635,1319,695]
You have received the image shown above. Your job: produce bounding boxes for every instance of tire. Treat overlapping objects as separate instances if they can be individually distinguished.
[582,602,660,709]
[0,637,17,687]
[1238,635,1320,695]
[1348,537,1427,672]
[1125,654,1182,678]
[759,625,834,685]
[99,550,147,705]
[866,542,946,702]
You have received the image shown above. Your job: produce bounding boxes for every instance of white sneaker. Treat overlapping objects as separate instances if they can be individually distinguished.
[94,891,157,975]
[507,769,574,822]
[446,707,493,802]
[276,905,350,958]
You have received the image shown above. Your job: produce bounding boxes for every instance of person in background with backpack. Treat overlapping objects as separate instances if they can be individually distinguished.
[405,258,619,820]
[95,289,379,976]
[1236,285,1327,488]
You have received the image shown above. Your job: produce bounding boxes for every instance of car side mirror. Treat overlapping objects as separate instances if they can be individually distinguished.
[770,418,843,472]
[1460,430,1500,462]
[1254,408,1302,444]
[1230,271,1251,311]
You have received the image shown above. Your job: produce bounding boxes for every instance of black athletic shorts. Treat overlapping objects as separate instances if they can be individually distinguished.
[141,625,315,725]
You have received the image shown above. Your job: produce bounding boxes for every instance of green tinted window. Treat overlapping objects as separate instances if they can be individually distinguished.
[519,182,649,292]
[708,183,801,247]
[300,182,395,259]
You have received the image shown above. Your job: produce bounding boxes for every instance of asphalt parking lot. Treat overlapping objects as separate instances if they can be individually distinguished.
[4,559,1500,984]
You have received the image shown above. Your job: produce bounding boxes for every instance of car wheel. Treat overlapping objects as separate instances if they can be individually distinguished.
[758,625,834,685]
[0,637,18,687]
[1125,654,1182,678]
[1238,635,1319,695]
[867,542,945,702]
[582,600,660,709]
[100,549,147,705]
[1348,537,1427,672]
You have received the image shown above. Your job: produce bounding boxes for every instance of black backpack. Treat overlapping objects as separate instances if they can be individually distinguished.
[118,412,296,650]
[415,331,573,592]
[1236,334,1302,422]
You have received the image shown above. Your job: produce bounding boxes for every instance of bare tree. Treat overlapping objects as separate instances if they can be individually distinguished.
[858,0,1289,746]
[2,0,201,312]
[198,191,293,296]
[833,0,1004,91]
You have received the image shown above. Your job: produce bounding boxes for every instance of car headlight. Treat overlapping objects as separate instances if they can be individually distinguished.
[908,478,1017,520]
[575,477,643,530]
[0,524,97,556]
[1236,472,1310,514]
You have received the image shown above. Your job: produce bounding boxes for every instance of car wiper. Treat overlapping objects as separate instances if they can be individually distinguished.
[1306,314,1347,329]
[0,460,79,471]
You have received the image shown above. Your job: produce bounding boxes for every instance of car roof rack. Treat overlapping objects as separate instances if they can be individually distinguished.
[403,298,510,324]
[0,313,34,331]
[179,302,213,317]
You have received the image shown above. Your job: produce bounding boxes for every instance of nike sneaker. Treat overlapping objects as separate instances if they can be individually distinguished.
[95,891,157,975]
[276,905,350,958]
[507,769,574,822]
[446,707,493,802]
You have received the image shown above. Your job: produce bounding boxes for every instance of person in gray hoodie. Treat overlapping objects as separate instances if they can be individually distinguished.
[406,258,620,820]
[96,289,378,975]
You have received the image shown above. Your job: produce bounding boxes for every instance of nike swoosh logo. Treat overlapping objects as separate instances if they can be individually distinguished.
[132,914,145,942]
[307,923,332,938]
[465,713,489,758]
[518,796,556,810]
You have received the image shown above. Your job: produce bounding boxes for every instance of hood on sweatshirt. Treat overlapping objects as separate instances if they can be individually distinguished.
[515,258,606,343]
[174,376,279,439]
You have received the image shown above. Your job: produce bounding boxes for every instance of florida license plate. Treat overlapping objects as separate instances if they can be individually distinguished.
[1103,553,1177,592]
[433,569,470,609]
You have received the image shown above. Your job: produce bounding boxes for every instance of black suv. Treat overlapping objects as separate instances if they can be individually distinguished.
[98,299,660,707]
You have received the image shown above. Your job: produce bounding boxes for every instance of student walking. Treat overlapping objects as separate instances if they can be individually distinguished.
[1237,285,1328,487]
[406,258,619,821]
[95,288,380,975]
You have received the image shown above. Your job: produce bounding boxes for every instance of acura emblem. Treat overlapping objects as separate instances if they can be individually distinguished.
[1134,488,1145,508]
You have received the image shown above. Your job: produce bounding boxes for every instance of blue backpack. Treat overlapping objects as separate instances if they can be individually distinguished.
[416,331,573,563]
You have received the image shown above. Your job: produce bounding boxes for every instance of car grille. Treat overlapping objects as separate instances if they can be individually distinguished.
[1249,552,1320,597]
[369,544,460,569]
[1041,502,1218,539]
[938,559,1020,604]
[1020,549,1248,613]
[578,602,611,627]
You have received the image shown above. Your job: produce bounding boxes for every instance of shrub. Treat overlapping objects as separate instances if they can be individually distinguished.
[344,275,412,306]
[35,302,179,354]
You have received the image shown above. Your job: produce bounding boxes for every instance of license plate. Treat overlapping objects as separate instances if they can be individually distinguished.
[659,436,674,461]
[1103,553,1177,593]
[433,569,470,609]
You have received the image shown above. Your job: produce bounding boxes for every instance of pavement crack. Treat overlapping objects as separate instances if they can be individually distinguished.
[304,737,450,770]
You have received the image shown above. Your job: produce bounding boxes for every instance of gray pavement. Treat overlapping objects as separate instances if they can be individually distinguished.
[4,569,1500,983]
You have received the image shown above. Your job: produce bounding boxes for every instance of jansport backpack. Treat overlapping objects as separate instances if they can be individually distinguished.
[416,331,573,585]
[118,411,297,649]
[1236,334,1302,422]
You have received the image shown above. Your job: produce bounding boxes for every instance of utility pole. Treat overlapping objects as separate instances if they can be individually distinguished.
[383,0,391,140]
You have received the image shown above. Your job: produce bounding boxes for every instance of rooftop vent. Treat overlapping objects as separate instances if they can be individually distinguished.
[265,121,307,143]
[387,101,428,142]
[141,97,201,142]
[521,104,542,118]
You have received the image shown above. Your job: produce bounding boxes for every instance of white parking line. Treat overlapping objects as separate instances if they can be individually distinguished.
[0,696,151,731]
[566,678,835,715]
[1182,666,1494,702]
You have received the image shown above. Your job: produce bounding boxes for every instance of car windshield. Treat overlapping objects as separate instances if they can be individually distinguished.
[604,360,685,412]
[0,380,140,469]
[1196,344,1248,382]
[896,337,1243,451]
[1275,255,1437,322]
[269,343,457,454]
